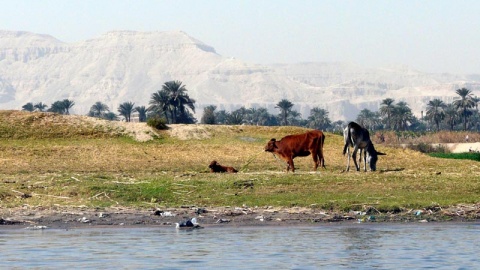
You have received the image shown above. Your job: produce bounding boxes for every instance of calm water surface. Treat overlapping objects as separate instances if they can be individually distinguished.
[1,223,479,269]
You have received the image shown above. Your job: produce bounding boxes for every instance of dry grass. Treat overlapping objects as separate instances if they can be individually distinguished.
[0,111,479,214]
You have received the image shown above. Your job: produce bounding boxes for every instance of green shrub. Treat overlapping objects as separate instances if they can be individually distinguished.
[147,117,168,130]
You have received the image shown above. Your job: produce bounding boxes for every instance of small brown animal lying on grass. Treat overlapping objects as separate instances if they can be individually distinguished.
[209,160,238,173]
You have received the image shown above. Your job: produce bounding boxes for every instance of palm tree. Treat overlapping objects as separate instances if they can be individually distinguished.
[22,102,35,112]
[392,101,414,131]
[443,104,458,131]
[149,81,196,124]
[149,89,171,121]
[453,88,475,131]
[88,101,110,118]
[163,80,196,124]
[379,98,395,130]
[48,100,67,114]
[251,107,275,126]
[307,107,331,130]
[103,112,119,121]
[287,110,303,126]
[134,106,149,122]
[34,102,48,112]
[472,96,480,112]
[117,102,135,122]
[62,99,75,115]
[276,99,294,126]
[425,99,446,131]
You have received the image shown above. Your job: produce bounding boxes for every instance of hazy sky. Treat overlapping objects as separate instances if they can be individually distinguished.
[2,0,480,74]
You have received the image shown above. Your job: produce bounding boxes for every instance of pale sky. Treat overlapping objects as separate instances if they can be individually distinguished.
[2,0,480,74]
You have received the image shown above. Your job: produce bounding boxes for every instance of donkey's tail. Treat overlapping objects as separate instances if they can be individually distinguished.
[342,127,351,156]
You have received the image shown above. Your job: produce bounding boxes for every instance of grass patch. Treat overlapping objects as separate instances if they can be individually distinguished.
[429,152,480,162]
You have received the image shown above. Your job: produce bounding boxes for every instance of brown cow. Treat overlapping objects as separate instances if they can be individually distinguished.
[265,130,325,172]
[209,160,238,173]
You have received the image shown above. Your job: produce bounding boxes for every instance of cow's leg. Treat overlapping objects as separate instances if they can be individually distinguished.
[287,158,295,172]
[311,150,319,171]
[352,146,360,171]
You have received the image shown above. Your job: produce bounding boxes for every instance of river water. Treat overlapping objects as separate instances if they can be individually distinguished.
[1,223,479,269]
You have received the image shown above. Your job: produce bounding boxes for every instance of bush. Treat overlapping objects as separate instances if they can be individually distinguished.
[147,117,168,130]
[407,143,449,153]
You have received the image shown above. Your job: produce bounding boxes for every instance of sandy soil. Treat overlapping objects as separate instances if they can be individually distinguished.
[1,204,479,230]
[443,142,480,153]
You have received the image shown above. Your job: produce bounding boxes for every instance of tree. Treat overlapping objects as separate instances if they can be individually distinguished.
[62,99,75,115]
[149,81,196,124]
[149,89,171,121]
[34,102,48,112]
[22,102,34,112]
[276,99,294,126]
[201,105,217,124]
[425,99,446,131]
[379,98,395,130]
[226,110,244,125]
[88,101,110,118]
[118,101,135,122]
[443,103,458,131]
[355,109,380,130]
[472,95,480,112]
[307,107,331,130]
[134,106,149,122]
[103,112,119,121]
[48,100,67,114]
[286,110,304,126]
[250,107,276,126]
[392,101,415,131]
[453,88,475,131]
[214,110,229,125]
[164,80,196,123]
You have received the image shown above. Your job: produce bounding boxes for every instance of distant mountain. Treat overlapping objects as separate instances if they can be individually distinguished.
[1,30,479,121]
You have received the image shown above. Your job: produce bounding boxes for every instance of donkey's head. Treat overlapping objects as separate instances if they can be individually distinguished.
[366,144,386,171]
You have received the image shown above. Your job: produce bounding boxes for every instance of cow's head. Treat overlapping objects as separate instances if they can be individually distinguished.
[209,160,218,169]
[367,150,386,171]
[264,138,277,152]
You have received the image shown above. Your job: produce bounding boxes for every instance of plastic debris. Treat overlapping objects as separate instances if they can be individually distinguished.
[176,217,202,229]
[25,225,48,230]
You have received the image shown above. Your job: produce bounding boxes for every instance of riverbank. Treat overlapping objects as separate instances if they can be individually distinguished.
[1,203,479,230]
[1,111,480,230]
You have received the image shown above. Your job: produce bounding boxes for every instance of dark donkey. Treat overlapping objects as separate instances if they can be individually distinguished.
[343,122,385,171]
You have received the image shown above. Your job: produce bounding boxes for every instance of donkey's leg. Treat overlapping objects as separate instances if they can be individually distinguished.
[345,147,351,171]
[363,150,368,172]
[358,149,363,168]
[352,146,360,171]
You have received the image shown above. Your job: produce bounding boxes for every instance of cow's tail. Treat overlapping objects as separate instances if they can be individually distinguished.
[318,133,326,169]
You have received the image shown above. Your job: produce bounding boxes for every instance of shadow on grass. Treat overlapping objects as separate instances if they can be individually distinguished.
[380,168,405,173]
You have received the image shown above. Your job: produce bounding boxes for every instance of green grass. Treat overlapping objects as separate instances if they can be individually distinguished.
[429,152,480,161]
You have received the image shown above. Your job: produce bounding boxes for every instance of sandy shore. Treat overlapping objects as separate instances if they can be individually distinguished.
[1,204,479,230]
